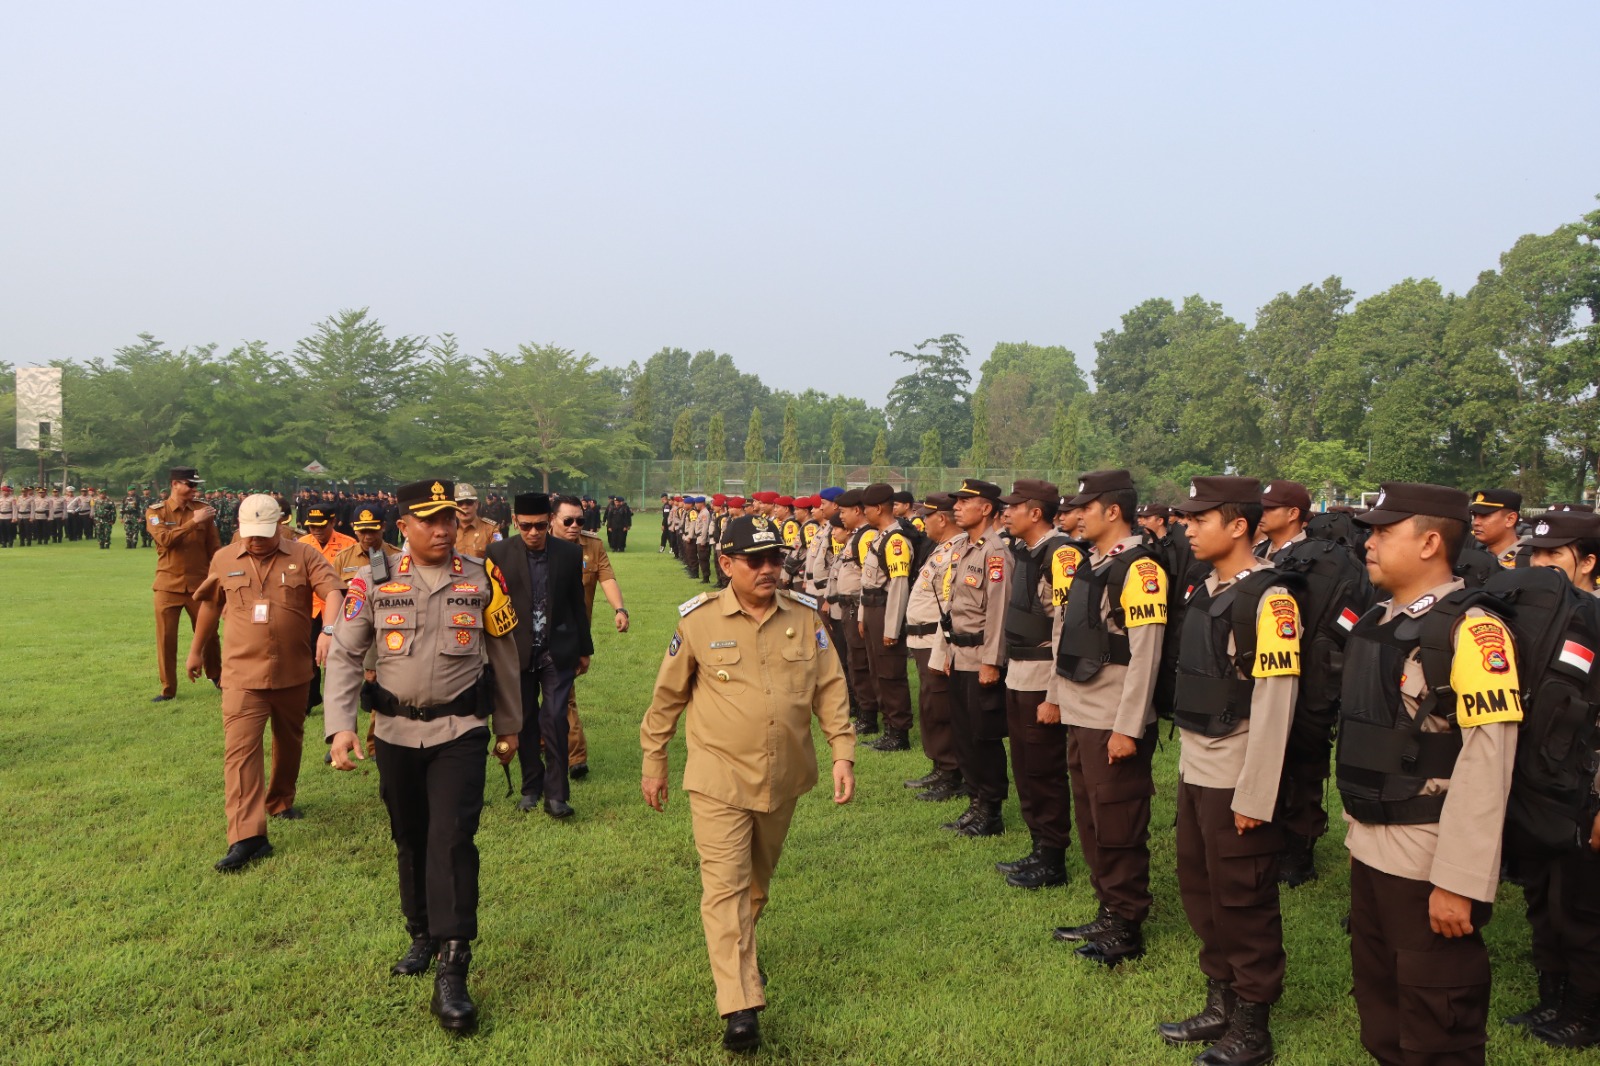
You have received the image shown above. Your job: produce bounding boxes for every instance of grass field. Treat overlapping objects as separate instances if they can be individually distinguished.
[0,536,1564,1064]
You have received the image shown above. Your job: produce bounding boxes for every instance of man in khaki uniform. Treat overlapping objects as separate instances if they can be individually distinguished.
[903,492,966,801]
[186,495,342,871]
[1158,477,1300,1066]
[149,466,222,701]
[325,478,523,1032]
[553,495,631,778]
[1045,470,1167,965]
[941,478,1011,837]
[1340,483,1521,1065]
[453,484,500,558]
[0,484,16,548]
[858,482,915,751]
[331,507,402,752]
[834,489,880,735]
[642,515,855,1054]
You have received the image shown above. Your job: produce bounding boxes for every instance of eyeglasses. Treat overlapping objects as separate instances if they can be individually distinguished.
[558,517,582,527]
[517,521,550,532]
[736,553,785,569]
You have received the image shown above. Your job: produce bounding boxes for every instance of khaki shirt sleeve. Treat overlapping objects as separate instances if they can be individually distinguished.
[1232,584,1300,821]
[593,540,615,584]
[1114,620,1164,739]
[641,627,696,779]
[324,566,375,739]
[147,505,201,550]
[1044,602,1067,706]
[982,540,1008,668]
[812,611,856,763]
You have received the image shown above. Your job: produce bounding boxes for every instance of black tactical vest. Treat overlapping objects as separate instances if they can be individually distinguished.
[1005,533,1076,660]
[1054,544,1152,683]
[1171,570,1282,738]
[1335,609,1463,826]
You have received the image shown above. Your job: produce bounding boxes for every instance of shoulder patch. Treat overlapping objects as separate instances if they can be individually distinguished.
[680,592,714,617]
[1252,591,1302,678]
[1452,615,1523,727]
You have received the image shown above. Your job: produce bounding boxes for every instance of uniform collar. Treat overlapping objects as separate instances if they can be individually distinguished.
[230,535,288,560]
[716,585,790,621]
[1206,558,1273,594]
[1384,578,1465,620]
[1091,533,1143,564]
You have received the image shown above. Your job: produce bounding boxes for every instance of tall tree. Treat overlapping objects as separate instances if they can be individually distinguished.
[779,402,800,466]
[970,342,1089,467]
[870,429,889,477]
[744,407,765,464]
[828,411,846,470]
[885,334,972,465]
[1248,276,1355,467]
[919,427,943,470]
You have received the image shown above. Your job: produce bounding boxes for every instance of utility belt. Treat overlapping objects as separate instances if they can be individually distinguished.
[904,621,937,636]
[1005,645,1053,661]
[948,630,985,648]
[860,588,888,607]
[370,668,493,722]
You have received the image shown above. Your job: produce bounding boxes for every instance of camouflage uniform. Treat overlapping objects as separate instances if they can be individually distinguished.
[94,494,117,548]
[121,492,142,548]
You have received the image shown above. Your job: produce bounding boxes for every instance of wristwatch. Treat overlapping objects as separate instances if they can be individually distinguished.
[615,607,629,616]
[321,625,335,635]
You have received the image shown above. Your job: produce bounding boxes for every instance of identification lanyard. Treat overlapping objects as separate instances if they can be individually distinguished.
[247,552,280,623]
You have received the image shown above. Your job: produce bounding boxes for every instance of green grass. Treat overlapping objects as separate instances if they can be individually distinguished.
[0,538,1559,1064]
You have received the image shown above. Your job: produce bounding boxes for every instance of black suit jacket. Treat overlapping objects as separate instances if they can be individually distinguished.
[486,536,594,672]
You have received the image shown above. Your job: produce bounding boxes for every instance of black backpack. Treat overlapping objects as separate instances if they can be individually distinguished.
[1307,509,1365,551]
[1453,542,1500,588]
[1415,567,1600,860]
[1272,538,1377,756]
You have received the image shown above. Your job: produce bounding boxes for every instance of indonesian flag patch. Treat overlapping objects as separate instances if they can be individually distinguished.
[1559,640,1595,675]
[1337,607,1360,631]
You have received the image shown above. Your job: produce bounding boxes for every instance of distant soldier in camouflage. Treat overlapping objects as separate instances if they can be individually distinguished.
[94,490,118,549]
[139,488,157,547]
[121,488,143,549]
[216,491,238,544]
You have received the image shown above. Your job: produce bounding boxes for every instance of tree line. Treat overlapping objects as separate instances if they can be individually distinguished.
[2,199,1594,501]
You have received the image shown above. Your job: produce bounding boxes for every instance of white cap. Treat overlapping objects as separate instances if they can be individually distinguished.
[238,494,282,538]
[455,483,479,502]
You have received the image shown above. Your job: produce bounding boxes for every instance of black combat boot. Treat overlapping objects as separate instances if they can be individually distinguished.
[391,932,437,976]
[940,798,982,831]
[1506,970,1566,1028]
[1006,846,1067,888]
[722,1008,761,1052]
[1277,831,1317,888]
[956,801,1004,838]
[1075,915,1145,967]
[995,836,1041,875]
[917,772,967,803]
[869,727,911,752]
[904,767,945,790]
[1195,1000,1272,1066]
[430,939,477,1032]
[1158,980,1235,1045]
[851,716,880,737]
[1053,905,1112,943]
[1532,986,1600,1049]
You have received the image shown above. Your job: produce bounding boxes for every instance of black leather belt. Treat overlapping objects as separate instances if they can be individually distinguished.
[949,631,985,648]
[372,681,482,722]
[904,622,937,636]
[861,589,888,606]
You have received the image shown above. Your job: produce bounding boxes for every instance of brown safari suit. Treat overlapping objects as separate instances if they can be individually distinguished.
[199,537,340,842]
[564,530,617,767]
[150,495,222,696]
[642,588,854,1017]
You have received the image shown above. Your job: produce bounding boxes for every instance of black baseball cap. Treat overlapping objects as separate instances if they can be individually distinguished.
[951,478,1002,502]
[1063,469,1133,508]
[1261,480,1312,513]
[1525,510,1600,548]
[720,515,785,555]
[396,479,460,519]
[1468,488,1522,515]
[1357,483,1470,527]
[922,491,954,512]
[304,507,332,527]
[1173,476,1262,514]
[1000,478,1061,506]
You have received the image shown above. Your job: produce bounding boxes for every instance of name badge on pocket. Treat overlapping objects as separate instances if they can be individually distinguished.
[253,602,270,624]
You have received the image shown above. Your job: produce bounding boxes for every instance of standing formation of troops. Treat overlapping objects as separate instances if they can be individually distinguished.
[652,474,1600,1062]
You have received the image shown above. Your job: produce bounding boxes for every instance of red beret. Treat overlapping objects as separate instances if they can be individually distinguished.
[776,495,794,507]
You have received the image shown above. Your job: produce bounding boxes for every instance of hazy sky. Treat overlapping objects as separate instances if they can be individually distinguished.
[4,2,1596,404]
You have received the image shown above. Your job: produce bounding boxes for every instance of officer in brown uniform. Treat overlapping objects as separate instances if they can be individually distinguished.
[1158,476,1300,1066]
[1467,487,1524,568]
[553,494,632,779]
[149,466,222,701]
[834,489,880,735]
[331,507,403,752]
[453,484,501,558]
[325,478,523,1032]
[1254,480,1310,562]
[185,495,342,871]
[641,515,855,1053]
[858,482,916,752]
[994,478,1079,887]
[941,479,1011,838]
[0,484,15,548]
[1340,483,1521,1065]
[1045,470,1167,964]
[903,492,965,801]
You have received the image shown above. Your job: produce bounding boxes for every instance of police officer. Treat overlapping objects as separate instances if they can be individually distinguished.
[993,479,1078,888]
[641,514,855,1053]
[902,493,966,801]
[1255,480,1311,562]
[0,484,15,548]
[858,483,916,752]
[1468,487,1523,568]
[325,478,523,1032]
[1045,470,1167,964]
[330,506,402,754]
[1341,483,1521,1065]
[833,489,880,736]
[1158,477,1300,1065]
[941,479,1011,838]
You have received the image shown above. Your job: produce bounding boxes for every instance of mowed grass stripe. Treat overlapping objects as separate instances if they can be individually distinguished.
[0,540,1547,1064]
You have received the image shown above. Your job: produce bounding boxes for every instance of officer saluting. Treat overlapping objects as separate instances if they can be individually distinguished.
[641,515,856,1053]
[324,479,522,1033]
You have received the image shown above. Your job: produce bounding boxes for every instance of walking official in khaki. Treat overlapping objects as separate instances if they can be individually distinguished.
[1340,483,1521,1065]
[324,478,523,1033]
[186,495,342,871]
[149,466,222,701]
[1159,476,1300,1066]
[1045,470,1166,965]
[641,515,855,1054]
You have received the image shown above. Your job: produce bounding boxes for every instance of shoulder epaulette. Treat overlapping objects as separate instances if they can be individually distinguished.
[782,590,819,610]
[679,591,715,617]
[581,530,601,539]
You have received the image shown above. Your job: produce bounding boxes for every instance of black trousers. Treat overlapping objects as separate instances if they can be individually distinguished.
[840,602,878,723]
[306,616,325,711]
[1004,687,1070,848]
[909,646,958,772]
[861,603,912,732]
[375,727,489,942]
[517,653,578,803]
[949,668,1009,805]
[0,521,13,547]
[1524,845,1600,995]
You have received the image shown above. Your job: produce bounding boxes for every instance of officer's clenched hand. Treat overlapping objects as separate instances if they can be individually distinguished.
[1107,732,1137,763]
[1037,701,1061,725]
[978,664,1001,686]
[329,730,365,771]
[833,760,855,804]
[1429,886,1474,937]
[642,775,670,811]
[577,656,590,677]
[184,649,207,682]
[493,735,518,764]
[1233,812,1263,834]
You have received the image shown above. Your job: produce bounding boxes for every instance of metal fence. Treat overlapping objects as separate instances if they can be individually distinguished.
[623,460,1085,508]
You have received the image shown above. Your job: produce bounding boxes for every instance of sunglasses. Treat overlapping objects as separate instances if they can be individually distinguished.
[736,553,785,569]
[558,516,583,527]
[517,520,550,532]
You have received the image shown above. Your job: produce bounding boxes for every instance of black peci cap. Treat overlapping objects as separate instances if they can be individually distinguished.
[1357,483,1470,527]
[1173,476,1262,514]
[513,492,552,515]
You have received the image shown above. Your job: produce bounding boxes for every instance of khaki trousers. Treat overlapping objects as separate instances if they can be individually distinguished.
[688,791,798,1017]
[566,688,588,766]
[155,589,220,697]
[222,683,309,844]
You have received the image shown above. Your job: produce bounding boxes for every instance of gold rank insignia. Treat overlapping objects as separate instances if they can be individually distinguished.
[431,482,447,501]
